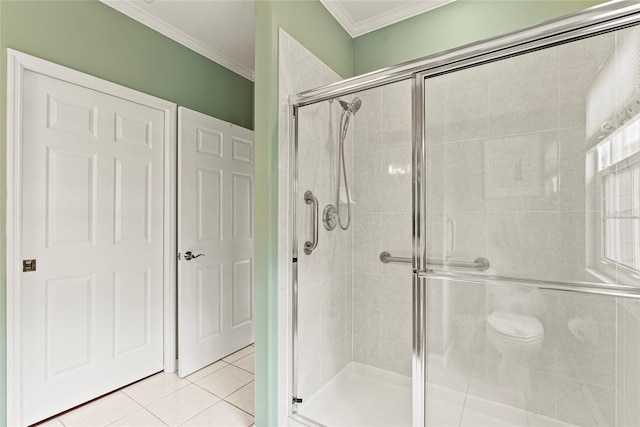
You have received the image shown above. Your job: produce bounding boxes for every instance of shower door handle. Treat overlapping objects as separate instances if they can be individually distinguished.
[304,190,319,255]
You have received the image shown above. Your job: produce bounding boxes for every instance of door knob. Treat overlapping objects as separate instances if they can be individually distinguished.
[184,251,205,261]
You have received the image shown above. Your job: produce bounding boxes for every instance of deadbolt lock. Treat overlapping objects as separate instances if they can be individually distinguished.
[23,259,36,272]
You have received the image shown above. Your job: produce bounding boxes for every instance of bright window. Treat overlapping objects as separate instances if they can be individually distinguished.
[598,118,640,274]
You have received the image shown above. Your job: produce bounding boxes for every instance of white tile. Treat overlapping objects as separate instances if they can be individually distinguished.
[353,330,382,369]
[427,140,487,214]
[353,273,381,335]
[380,213,413,278]
[380,148,412,214]
[108,409,166,426]
[181,401,254,427]
[223,345,255,363]
[426,212,488,263]
[426,65,488,145]
[557,212,590,283]
[320,225,352,281]
[426,404,462,427]
[460,410,522,427]
[379,336,412,377]
[324,274,351,344]
[297,281,326,362]
[462,395,529,426]
[59,392,141,427]
[558,127,588,213]
[558,32,615,128]
[527,411,575,427]
[185,360,228,382]
[196,365,254,398]
[467,366,527,411]
[353,151,381,214]
[624,307,640,419]
[483,131,559,213]
[488,46,558,136]
[354,88,383,154]
[33,418,65,427]
[145,384,219,426]
[232,353,255,374]
[487,212,559,281]
[122,372,190,407]
[382,80,412,150]
[427,352,480,392]
[353,213,382,276]
[225,381,255,415]
[298,352,324,398]
[555,374,615,426]
[380,275,412,343]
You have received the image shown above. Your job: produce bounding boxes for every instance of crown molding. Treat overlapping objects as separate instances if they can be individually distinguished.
[319,0,359,38]
[320,0,456,38]
[100,0,255,81]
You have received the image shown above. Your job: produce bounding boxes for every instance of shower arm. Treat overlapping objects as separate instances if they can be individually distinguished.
[379,251,490,272]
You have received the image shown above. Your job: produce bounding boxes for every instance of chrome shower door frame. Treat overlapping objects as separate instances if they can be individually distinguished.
[289,3,640,426]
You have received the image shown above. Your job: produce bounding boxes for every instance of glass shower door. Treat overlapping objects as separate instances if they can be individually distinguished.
[292,80,415,426]
[422,27,639,426]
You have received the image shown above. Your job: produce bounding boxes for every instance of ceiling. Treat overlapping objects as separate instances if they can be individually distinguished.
[101,0,455,81]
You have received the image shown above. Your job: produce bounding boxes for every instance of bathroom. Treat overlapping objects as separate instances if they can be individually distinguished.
[2,1,640,426]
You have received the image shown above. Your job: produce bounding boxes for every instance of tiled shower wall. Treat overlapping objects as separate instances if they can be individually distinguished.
[423,28,640,426]
[617,299,640,425]
[351,81,414,377]
[277,29,353,421]
[278,23,640,427]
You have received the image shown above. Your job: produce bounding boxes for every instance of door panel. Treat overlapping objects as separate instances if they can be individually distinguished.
[21,70,165,425]
[422,29,630,427]
[178,107,254,377]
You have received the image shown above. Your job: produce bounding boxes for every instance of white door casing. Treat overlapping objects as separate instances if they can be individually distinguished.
[6,50,177,427]
[177,107,254,377]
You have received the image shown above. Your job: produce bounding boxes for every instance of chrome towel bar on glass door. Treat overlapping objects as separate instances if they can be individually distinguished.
[379,251,490,271]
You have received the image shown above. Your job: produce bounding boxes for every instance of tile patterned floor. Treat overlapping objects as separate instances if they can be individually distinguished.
[35,345,255,427]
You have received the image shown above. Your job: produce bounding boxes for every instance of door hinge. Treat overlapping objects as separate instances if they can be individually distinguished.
[292,397,303,404]
[177,252,181,261]
[23,259,36,272]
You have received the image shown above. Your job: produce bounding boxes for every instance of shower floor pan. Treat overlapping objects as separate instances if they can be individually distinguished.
[297,362,577,427]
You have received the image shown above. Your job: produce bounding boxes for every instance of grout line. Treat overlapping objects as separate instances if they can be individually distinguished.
[457,374,473,427]
[137,408,169,427]
[222,398,256,419]
[175,398,223,427]
[231,364,256,376]
[223,381,256,417]
[190,381,224,400]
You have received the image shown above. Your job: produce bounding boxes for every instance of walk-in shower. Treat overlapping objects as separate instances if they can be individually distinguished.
[283,2,640,426]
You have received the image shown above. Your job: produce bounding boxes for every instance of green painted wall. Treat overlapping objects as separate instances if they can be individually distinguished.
[253,0,353,425]
[353,0,606,74]
[0,1,253,425]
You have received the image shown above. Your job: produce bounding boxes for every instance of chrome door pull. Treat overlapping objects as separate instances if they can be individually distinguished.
[304,190,319,255]
[184,251,205,261]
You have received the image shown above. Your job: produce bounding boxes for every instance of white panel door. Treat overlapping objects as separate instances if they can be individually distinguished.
[21,70,165,425]
[178,107,254,377]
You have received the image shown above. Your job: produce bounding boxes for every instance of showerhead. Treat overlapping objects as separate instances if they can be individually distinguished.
[339,97,362,115]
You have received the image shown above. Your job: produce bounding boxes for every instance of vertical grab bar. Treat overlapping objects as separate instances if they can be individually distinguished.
[304,190,319,255]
